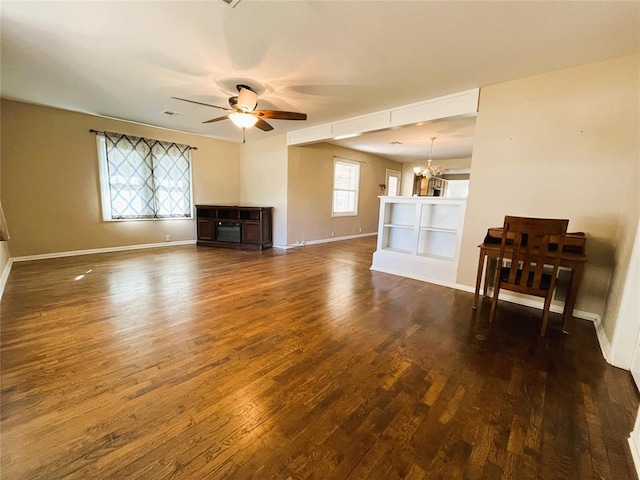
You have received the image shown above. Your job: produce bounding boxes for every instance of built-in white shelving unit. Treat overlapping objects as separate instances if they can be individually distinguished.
[371,196,467,286]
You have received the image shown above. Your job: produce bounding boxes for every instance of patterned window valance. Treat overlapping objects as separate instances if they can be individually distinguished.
[103,132,192,220]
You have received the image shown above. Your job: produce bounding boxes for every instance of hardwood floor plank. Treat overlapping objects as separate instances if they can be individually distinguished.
[465,421,494,479]
[1,238,638,479]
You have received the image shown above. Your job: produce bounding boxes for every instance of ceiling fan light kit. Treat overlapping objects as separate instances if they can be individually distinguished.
[236,87,258,113]
[228,112,259,129]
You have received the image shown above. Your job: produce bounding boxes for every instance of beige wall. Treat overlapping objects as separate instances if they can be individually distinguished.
[240,134,289,247]
[0,119,9,275]
[458,55,639,331]
[1,100,241,257]
[288,143,401,245]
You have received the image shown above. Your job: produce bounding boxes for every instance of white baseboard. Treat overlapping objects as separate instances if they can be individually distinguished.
[398,278,601,325]
[366,267,601,324]
[594,316,612,363]
[451,283,599,323]
[10,240,196,263]
[629,432,640,479]
[286,232,377,249]
[0,257,14,300]
[370,264,461,291]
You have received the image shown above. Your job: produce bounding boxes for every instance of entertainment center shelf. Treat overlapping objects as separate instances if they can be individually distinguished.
[195,205,273,251]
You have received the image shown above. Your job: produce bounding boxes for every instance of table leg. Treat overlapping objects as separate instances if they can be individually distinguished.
[483,256,494,299]
[473,248,486,309]
[562,261,585,334]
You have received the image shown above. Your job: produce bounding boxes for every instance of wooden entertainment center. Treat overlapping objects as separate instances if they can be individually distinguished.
[195,205,273,251]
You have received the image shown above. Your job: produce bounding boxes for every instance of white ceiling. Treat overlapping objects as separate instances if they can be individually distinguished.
[1,1,638,161]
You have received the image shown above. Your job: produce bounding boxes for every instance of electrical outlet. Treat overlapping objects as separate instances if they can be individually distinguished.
[165,234,171,241]
[359,227,362,233]
[331,231,335,237]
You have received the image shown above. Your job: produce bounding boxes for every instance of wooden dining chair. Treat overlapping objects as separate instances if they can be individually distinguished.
[489,216,569,337]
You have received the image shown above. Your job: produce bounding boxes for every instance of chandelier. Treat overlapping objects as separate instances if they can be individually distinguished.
[413,137,443,179]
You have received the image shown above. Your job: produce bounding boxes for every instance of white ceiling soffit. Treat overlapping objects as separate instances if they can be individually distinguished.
[1,0,638,148]
[287,89,478,145]
[288,89,478,163]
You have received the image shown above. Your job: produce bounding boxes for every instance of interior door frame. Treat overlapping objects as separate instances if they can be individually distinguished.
[610,221,640,376]
[385,169,401,196]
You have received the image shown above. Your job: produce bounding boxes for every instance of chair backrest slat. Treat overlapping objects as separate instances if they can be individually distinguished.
[498,216,568,293]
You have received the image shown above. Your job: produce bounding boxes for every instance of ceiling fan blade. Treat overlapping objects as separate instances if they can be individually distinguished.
[203,115,229,124]
[171,97,232,111]
[255,118,274,131]
[255,110,307,121]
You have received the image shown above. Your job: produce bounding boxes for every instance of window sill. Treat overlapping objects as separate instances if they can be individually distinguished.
[102,216,193,223]
[332,212,359,218]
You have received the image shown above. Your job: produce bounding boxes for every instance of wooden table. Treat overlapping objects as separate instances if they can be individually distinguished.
[473,229,587,333]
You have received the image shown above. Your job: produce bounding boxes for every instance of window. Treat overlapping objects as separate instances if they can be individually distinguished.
[332,158,360,216]
[97,132,193,220]
[444,180,470,198]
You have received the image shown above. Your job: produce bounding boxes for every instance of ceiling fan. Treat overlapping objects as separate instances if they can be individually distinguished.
[172,84,307,133]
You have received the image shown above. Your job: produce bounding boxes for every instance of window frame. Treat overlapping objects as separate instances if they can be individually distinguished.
[443,179,470,199]
[332,158,360,217]
[96,134,194,222]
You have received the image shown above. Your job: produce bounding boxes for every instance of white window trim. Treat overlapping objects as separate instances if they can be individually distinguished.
[332,157,360,217]
[96,134,194,222]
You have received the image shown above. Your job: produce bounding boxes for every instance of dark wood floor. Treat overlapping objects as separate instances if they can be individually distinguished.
[1,237,638,479]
